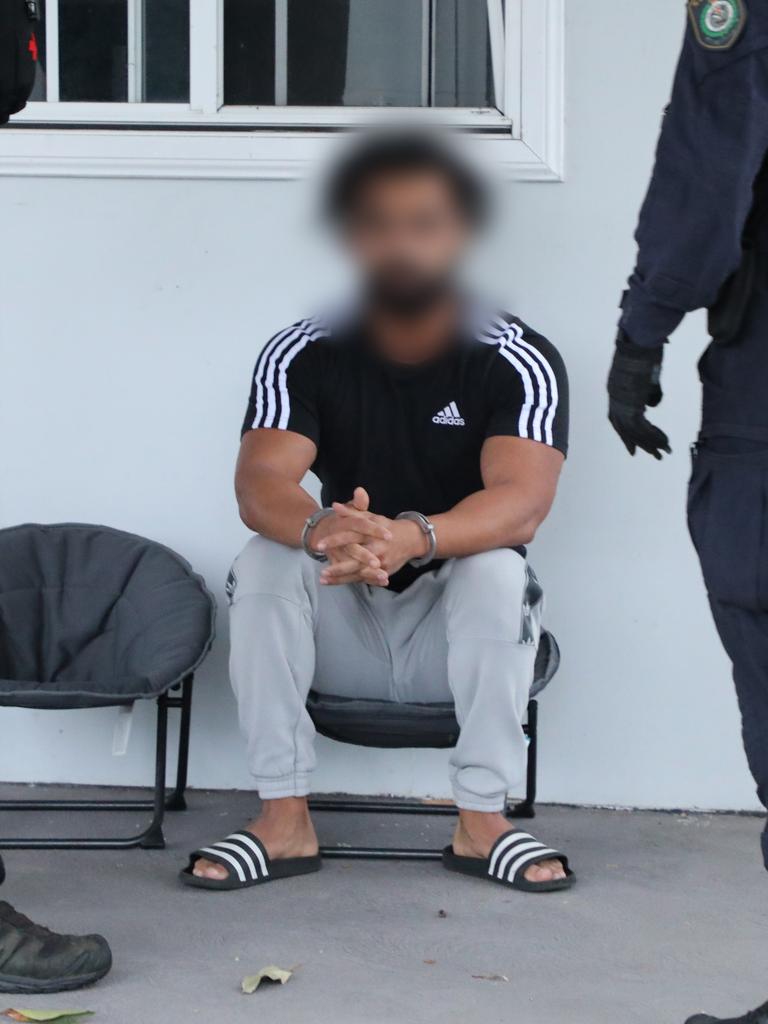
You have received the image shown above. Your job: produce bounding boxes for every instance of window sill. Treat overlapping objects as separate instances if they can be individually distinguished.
[0,124,563,183]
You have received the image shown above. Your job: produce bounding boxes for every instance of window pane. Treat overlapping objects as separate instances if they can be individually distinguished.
[224,0,276,105]
[290,0,423,107]
[224,0,497,109]
[143,0,190,103]
[434,0,494,108]
[51,0,189,104]
[286,0,350,106]
[59,0,128,102]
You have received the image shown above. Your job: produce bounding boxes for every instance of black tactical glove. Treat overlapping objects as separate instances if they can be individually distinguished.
[608,330,671,460]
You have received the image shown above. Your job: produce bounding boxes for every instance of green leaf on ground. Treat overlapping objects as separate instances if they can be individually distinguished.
[241,966,293,994]
[3,1011,94,1022]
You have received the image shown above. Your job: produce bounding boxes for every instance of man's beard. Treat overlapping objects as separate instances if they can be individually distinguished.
[366,269,454,318]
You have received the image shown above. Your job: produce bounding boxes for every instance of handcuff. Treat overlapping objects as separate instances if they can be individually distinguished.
[395,511,437,567]
[301,507,335,562]
[301,508,437,568]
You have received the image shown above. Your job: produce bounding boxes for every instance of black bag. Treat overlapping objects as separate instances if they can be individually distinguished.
[0,0,39,125]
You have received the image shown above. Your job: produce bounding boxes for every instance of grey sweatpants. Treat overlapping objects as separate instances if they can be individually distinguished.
[228,536,543,811]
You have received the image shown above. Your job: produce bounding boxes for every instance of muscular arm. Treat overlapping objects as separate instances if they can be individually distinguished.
[430,436,564,558]
[324,435,564,583]
[235,431,392,586]
[235,429,319,546]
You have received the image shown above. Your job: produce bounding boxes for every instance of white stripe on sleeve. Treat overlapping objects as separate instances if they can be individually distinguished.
[251,322,304,429]
[506,323,560,447]
[495,344,536,439]
[250,318,328,430]
[482,316,559,446]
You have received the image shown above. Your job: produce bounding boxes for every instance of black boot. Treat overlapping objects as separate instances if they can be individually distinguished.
[686,1000,768,1023]
[0,901,112,994]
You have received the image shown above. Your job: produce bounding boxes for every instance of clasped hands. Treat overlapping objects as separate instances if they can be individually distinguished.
[309,487,429,587]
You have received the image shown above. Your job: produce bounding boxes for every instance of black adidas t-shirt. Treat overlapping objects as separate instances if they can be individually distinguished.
[241,310,569,590]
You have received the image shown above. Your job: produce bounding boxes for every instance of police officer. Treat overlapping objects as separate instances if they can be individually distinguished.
[609,5,768,1018]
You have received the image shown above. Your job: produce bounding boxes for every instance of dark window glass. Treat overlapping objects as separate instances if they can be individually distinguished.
[224,0,494,109]
[224,0,275,105]
[29,0,493,112]
[434,0,493,108]
[144,0,189,102]
[287,0,424,107]
[286,0,350,106]
[59,0,128,102]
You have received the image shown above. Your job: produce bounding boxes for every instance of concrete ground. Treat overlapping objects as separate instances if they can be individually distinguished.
[0,787,766,1024]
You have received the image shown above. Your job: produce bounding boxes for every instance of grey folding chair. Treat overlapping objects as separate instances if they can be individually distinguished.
[0,522,216,850]
[306,630,561,860]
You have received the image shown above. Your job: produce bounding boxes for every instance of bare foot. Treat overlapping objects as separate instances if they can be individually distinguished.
[453,810,566,884]
[193,797,319,881]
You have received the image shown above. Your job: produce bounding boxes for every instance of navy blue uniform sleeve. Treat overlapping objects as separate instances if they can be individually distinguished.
[621,3,768,347]
[240,319,329,444]
[484,320,569,457]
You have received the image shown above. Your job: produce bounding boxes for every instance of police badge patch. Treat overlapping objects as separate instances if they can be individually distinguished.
[688,0,747,50]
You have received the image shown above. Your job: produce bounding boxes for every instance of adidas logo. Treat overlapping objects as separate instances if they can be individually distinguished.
[432,401,465,426]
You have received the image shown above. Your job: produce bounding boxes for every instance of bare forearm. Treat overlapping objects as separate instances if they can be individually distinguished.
[236,467,318,546]
[430,485,549,560]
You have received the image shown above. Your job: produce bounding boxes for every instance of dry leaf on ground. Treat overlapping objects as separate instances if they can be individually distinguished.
[2,1012,94,1022]
[241,966,294,994]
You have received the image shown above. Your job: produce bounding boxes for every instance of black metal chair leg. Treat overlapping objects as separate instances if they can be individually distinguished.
[526,698,538,808]
[508,698,537,820]
[165,674,193,812]
[139,695,168,849]
[0,685,183,851]
[319,844,443,861]
[309,799,459,816]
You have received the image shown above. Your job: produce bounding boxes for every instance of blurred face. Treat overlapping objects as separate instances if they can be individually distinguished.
[342,170,472,316]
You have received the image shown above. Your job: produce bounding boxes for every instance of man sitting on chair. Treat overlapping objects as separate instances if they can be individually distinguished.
[182,131,573,895]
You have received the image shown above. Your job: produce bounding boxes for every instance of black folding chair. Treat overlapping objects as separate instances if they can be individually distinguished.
[306,630,560,860]
[0,523,216,851]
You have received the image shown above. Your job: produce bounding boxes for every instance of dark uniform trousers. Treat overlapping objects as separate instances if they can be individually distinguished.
[687,269,768,867]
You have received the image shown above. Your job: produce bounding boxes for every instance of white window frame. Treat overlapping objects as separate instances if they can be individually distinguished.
[0,0,564,182]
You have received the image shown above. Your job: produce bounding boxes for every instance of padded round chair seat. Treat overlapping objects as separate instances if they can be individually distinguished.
[0,523,216,710]
[307,629,560,749]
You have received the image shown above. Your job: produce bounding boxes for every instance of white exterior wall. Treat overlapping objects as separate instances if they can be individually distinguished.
[0,0,759,811]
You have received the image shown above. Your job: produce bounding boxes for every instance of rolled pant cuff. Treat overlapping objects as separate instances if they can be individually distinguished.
[254,773,311,800]
[451,783,507,814]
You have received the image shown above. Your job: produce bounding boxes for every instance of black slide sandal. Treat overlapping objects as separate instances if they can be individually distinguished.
[180,830,322,891]
[443,829,575,893]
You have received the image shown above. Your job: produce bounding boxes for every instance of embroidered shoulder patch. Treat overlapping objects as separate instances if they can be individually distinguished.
[688,0,748,50]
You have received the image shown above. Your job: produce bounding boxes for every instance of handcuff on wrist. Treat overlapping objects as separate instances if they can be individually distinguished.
[301,507,335,562]
[302,507,437,569]
[395,511,437,568]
